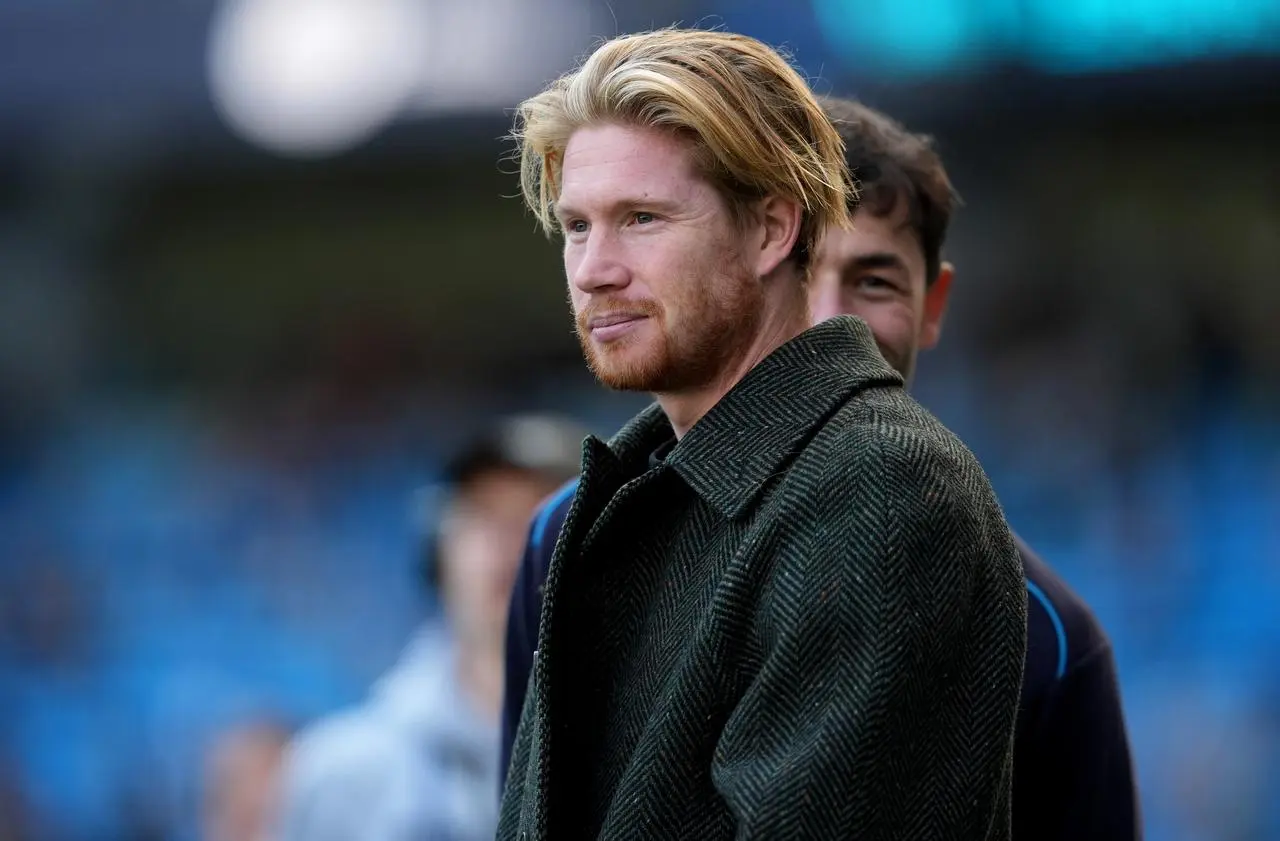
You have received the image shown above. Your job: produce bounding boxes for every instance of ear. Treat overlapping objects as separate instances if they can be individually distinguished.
[754,195,803,278]
[919,260,954,350]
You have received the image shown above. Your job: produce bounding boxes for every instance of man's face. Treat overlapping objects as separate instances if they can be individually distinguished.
[556,123,766,394]
[438,468,558,649]
[810,202,953,383]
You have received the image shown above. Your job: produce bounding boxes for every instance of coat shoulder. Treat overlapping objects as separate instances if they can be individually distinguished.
[807,386,995,498]
[777,386,1020,579]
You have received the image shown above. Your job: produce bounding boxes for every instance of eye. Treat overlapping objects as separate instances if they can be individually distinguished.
[858,275,897,293]
[632,212,656,225]
[566,219,588,234]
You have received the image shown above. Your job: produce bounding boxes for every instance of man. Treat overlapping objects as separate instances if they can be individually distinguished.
[499,28,1026,841]
[273,414,583,841]
[502,96,1141,840]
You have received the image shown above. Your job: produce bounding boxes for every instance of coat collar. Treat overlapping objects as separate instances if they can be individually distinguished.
[593,316,902,519]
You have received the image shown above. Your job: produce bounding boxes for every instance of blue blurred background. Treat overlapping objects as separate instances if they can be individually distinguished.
[0,1,1277,839]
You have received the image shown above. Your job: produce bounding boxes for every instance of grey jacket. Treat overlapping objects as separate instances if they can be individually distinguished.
[275,626,498,841]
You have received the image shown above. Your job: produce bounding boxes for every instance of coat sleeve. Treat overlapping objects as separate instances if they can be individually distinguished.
[710,431,1028,841]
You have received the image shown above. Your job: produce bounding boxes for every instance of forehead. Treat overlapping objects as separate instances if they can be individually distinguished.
[817,204,927,277]
[557,123,704,211]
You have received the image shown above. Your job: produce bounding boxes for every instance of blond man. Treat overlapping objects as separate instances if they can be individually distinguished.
[499,29,1027,841]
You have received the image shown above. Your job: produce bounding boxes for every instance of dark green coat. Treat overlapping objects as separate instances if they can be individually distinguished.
[499,316,1027,840]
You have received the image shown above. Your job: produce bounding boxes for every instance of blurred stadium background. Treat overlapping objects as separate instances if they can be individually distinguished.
[0,1,1277,839]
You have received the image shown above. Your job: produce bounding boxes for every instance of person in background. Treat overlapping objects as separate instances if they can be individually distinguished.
[501,95,1141,841]
[203,720,292,841]
[809,96,1140,840]
[274,414,584,841]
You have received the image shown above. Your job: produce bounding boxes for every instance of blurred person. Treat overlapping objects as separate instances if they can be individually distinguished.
[499,28,1026,841]
[501,95,1142,841]
[273,415,583,841]
[203,720,292,841]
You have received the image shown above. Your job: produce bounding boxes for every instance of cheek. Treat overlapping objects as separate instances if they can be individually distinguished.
[857,304,917,353]
[646,233,706,283]
[563,248,580,287]
[564,265,588,312]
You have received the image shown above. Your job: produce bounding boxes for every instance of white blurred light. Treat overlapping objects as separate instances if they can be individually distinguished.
[403,0,597,112]
[207,0,430,157]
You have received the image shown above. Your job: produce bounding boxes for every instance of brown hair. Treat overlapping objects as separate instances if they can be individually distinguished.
[820,96,959,284]
[511,28,856,272]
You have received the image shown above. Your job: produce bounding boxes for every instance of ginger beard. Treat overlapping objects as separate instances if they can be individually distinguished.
[573,249,765,394]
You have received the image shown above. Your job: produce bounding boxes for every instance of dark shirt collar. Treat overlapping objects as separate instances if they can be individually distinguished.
[605,316,902,519]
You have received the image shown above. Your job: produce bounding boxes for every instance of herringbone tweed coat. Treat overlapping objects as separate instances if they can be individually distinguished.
[498,316,1027,841]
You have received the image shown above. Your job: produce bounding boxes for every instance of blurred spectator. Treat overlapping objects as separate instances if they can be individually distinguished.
[274,414,584,841]
[203,720,293,841]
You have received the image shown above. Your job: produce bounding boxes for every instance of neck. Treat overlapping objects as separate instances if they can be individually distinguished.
[658,282,809,439]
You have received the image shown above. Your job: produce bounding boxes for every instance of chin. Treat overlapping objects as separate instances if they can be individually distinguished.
[592,361,669,392]
[584,341,666,392]
[591,365,661,392]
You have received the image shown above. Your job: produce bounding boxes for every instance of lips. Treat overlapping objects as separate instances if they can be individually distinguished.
[586,312,648,342]
[588,312,645,330]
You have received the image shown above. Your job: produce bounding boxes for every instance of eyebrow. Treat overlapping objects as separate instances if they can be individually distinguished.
[553,196,682,223]
[846,252,909,272]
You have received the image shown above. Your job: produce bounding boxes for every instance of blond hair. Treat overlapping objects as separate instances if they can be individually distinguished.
[510,28,855,270]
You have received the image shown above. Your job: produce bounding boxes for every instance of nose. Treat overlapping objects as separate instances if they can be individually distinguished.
[568,229,630,295]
